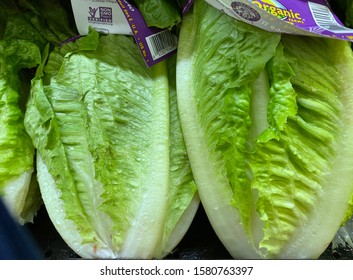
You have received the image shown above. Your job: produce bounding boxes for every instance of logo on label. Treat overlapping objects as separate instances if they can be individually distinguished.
[251,1,303,23]
[88,7,112,24]
[231,2,261,22]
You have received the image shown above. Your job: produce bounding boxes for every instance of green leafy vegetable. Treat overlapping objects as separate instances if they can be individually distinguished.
[18,0,77,45]
[177,0,353,259]
[24,30,198,259]
[0,0,48,224]
[133,0,181,29]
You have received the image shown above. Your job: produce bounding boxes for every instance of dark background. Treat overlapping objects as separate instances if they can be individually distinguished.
[25,204,353,260]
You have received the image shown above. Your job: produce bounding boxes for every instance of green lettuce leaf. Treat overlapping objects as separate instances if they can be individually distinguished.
[24,31,198,259]
[133,0,181,29]
[0,0,47,224]
[0,38,41,224]
[0,0,79,225]
[163,54,199,253]
[177,0,353,259]
[0,0,20,38]
[18,0,77,44]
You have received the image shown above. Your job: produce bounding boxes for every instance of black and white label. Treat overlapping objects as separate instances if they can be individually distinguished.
[308,1,352,33]
[145,30,178,61]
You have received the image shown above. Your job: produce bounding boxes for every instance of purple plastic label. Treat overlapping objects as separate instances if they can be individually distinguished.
[254,0,353,39]
[206,0,353,41]
[115,0,177,67]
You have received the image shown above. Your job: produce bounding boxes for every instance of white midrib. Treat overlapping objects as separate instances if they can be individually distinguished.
[118,63,170,259]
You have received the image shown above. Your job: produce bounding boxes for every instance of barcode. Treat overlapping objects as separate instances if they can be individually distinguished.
[145,30,177,60]
[308,1,352,33]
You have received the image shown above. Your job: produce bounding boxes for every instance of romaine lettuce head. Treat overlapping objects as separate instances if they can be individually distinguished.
[0,38,42,224]
[0,0,47,224]
[0,0,80,226]
[24,30,198,259]
[177,0,353,259]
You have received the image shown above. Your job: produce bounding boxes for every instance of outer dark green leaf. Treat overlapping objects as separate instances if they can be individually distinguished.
[134,0,181,29]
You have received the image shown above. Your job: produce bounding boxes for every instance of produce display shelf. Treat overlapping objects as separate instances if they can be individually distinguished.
[26,205,353,260]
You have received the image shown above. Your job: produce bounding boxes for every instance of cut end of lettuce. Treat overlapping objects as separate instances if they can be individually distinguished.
[2,170,41,225]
